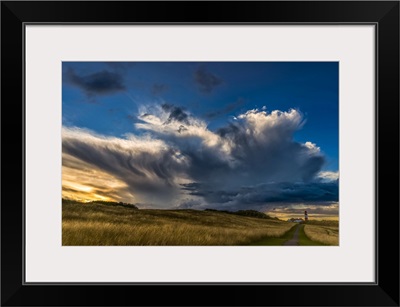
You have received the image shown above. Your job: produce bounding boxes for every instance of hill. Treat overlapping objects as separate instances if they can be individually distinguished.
[62,200,292,246]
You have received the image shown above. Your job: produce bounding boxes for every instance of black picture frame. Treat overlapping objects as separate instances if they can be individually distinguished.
[1,1,399,306]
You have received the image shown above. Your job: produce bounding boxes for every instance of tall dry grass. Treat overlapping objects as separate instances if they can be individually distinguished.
[62,202,292,246]
[303,224,339,246]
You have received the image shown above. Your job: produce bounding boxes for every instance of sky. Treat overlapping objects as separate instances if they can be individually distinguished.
[62,62,339,217]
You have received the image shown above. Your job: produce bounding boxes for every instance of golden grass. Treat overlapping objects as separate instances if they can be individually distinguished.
[62,202,293,246]
[303,224,339,246]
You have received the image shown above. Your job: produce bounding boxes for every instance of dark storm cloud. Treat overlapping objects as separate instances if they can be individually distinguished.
[300,156,326,182]
[66,69,125,97]
[194,67,223,93]
[180,182,202,191]
[179,181,338,211]
[161,104,190,125]
[205,98,245,119]
[185,110,325,186]
[207,181,338,204]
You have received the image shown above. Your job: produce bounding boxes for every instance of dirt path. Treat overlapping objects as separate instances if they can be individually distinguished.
[283,224,301,245]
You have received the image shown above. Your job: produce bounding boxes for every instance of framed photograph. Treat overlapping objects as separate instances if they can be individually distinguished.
[1,1,399,306]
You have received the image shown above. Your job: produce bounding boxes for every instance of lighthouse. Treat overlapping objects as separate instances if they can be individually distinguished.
[304,210,308,222]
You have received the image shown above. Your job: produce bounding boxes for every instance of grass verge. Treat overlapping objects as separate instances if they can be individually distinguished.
[303,224,339,246]
[249,224,299,245]
[298,224,325,246]
[250,224,329,246]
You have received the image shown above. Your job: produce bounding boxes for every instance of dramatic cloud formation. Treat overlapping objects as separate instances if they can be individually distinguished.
[62,104,337,209]
[194,67,223,93]
[66,69,125,97]
[62,127,189,207]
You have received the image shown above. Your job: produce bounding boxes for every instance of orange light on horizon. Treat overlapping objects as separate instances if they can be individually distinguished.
[62,154,134,203]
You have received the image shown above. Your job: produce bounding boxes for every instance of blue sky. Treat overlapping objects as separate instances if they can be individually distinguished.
[62,62,339,214]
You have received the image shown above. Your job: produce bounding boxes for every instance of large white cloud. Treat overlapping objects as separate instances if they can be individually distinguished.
[62,105,337,209]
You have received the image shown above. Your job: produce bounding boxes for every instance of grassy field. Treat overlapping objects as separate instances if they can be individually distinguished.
[62,201,294,246]
[250,223,298,245]
[298,224,326,246]
[303,224,339,245]
[251,224,329,246]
